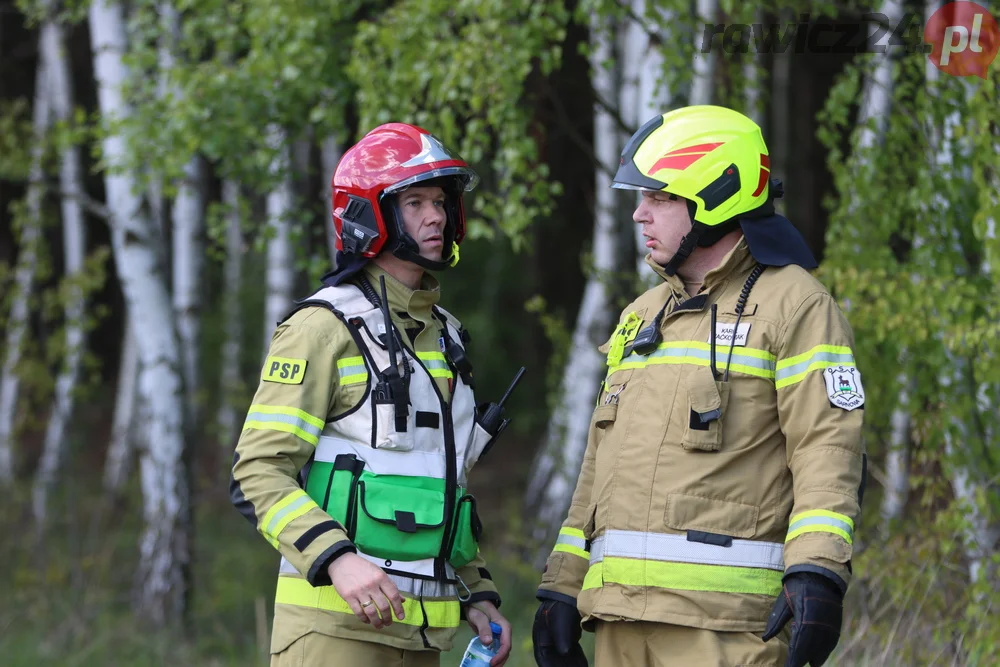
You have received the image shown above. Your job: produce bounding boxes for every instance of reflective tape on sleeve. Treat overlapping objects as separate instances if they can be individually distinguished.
[775,345,855,389]
[260,490,318,549]
[786,509,854,544]
[337,356,369,386]
[553,527,590,560]
[244,404,324,446]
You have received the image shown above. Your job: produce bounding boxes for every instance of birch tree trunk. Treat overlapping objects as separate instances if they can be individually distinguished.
[104,317,138,493]
[690,0,718,106]
[217,180,244,447]
[633,0,673,282]
[89,0,189,622]
[159,3,207,425]
[924,0,998,585]
[32,7,88,525]
[320,135,342,267]
[880,374,911,531]
[743,10,764,127]
[263,125,295,350]
[525,15,627,552]
[0,57,50,485]
[172,155,207,425]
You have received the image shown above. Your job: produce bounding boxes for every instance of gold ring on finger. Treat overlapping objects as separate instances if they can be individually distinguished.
[361,599,375,609]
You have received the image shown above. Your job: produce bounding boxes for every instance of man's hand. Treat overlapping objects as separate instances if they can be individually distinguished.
[466,600,512,666]
[327,553,405,629]
[762,572,844,667]
[532,599,588,667]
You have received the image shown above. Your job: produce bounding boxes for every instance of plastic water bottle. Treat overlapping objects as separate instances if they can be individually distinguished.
[459,622,502,666]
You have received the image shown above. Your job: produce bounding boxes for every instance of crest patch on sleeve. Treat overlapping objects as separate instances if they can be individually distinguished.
[263,356,307,384]
[824,366,864,411]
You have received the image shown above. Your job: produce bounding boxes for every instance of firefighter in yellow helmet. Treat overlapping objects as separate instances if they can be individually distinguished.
[532,105,866,667]
[231,123,513,666]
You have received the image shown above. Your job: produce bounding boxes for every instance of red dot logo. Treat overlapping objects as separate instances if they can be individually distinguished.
[924,1,999,78]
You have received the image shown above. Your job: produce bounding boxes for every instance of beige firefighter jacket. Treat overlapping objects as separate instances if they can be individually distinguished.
[231,265,500,654]
[538,238,866,633]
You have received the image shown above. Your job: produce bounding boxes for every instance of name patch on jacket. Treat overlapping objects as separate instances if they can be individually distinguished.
[263,356,307,384]
[824,366,865,411]
[712,322,751,347]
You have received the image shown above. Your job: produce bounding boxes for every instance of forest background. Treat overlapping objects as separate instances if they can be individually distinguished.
[0,0,998,665]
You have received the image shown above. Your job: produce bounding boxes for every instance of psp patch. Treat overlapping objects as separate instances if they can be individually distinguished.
[824,365,864,411]
[263,356,307,385]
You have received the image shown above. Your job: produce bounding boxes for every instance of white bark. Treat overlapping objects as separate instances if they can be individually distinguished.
[158,4,206,425]
[32,8,88,524]
[526,16,627,552]
[89,0,188,622]
[217,180,244,447]
[880,374,911,530]
[104,318,139,493]
[769,14,792,213]
[172,155,207,424]
[924,2,997,586]
[743,10,764,128]
[321,135,343,267]
[856,0,904,154]
[0,56,51,485]
[690,0,717,106]
[263,125,295,351]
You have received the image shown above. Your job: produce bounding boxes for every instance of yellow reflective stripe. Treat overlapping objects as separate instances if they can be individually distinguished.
[581,557,782,596]
[416,351,448,362]
[554,544,590,560]
[790,509,855,529]
[275,576,461,628]
[244,404,324,446]
[786,524,853,544]
[776,345,853,370]
[775,345,856,389]
[559,527,585,539]
[608,340,776,380]
[247,404,324,429]
[426,368,455,379]
[786,510,855,544]
[337,356,369,386]
[260,490,317,549]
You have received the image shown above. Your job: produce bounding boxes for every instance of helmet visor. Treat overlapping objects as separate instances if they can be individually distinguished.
[384,166,480,195]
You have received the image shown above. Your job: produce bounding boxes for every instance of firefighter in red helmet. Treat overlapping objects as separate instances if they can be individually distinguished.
[232,123,512,666]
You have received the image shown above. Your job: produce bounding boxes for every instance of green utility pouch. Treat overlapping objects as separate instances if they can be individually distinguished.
[306,453,481,569]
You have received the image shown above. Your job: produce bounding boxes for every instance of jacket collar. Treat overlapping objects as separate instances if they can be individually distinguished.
[646,236,755,302]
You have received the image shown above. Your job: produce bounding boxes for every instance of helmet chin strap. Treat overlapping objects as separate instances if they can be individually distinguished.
[660,199,702,277]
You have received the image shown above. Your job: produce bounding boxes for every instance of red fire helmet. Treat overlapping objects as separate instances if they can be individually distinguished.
[332,123,479,271]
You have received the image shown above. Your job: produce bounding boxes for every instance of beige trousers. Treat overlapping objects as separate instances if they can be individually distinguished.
[594,620,789,667]
[270,631,441,667]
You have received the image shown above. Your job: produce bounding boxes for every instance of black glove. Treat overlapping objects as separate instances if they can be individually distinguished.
[532,599,588,667]
[762,572,844,667]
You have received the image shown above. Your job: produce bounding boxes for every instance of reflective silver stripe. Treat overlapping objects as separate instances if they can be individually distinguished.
[589,529,784,571]
[279,556,457,598]
[787,515,853,537]
[775,353,854,382]
[556,533,587,551]
[358,551,456,580]
[338,364,367,378]
[264,495,312,537]
[645,347,775,372]
[246,411,322,438]
[385,573,457,598]
[421,359,450,372]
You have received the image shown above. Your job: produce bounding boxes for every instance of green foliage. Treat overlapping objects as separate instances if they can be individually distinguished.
[348,0,570,246]
[818,41,1000,662]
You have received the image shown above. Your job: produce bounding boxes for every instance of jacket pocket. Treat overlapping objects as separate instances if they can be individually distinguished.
[681,366,731,452]
[353,474,447,561]
[372,395,416,451]
[447,494,482,569]
[664,492,759,539]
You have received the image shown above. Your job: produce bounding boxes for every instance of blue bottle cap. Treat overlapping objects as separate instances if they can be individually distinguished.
[489,622,502,636]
